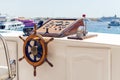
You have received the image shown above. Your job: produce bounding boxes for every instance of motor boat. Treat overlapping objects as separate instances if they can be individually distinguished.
[0,21,25,30]
[1,17,120,80]
[108,19,120,26]
[18,20,36,36]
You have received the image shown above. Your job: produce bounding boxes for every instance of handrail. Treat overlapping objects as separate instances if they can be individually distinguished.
[0,34,12,78]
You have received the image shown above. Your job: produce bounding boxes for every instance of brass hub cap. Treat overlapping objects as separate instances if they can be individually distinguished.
[31,46,38,56]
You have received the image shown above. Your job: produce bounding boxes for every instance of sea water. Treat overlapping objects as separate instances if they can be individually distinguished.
[87,21,120,34]
[1,21,120,35]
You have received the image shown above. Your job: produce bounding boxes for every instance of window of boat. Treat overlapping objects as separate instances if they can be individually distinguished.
[17,24,21,26]
[12,25,17,27]
[11,25,14,27]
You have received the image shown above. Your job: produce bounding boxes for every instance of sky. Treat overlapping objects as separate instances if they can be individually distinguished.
[0,0,120,18]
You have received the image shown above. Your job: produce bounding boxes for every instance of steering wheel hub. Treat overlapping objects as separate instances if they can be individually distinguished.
[31,46,38,56]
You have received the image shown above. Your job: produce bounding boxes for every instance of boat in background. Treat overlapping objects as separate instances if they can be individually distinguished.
[18,19,36,35]
[0,14,8,23]
[0,21,25,30]
[108,19,120,26]
[98,15,120,26]
[98,15,120,22]
[18,19,44,36]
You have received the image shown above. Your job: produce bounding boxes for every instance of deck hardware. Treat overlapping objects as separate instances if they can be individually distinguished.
[19,24,53,76]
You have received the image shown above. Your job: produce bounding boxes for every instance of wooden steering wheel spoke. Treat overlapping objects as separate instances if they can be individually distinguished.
[45,37,54,44]
[19,56,25,61]
[34,67,36,76]
[19,36,25,42]
[45,58,53,67]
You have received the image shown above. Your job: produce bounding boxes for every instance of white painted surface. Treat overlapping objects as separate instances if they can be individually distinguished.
[1,32,120,80]
[66,47,111,80]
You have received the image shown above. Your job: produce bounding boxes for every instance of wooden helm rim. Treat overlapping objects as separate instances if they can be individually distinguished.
[23,34,47,67]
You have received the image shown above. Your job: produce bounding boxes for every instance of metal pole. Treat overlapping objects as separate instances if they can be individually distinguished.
[0,34,12,79]
[82,14,87,36]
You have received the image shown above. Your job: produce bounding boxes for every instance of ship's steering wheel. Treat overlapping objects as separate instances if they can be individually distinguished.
[19,25,54,76]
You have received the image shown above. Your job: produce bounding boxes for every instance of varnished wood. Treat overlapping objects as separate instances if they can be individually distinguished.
[67,34,98,40]
[36,18,84,37]
[19,36,25,42]
[19,56,25,61]
[19,24,54,76]
[23,34,47,67]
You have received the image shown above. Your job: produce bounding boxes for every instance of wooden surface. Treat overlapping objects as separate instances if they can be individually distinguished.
[67,34,98,40]
[36,18,84,37]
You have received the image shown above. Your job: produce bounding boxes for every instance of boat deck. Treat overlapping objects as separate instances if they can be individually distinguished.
[0,31,120,80]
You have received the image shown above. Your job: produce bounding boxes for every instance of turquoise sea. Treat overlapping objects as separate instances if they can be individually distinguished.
[87,21,120,34]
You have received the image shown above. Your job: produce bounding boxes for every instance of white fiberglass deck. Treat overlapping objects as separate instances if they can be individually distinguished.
[0,31,120,80]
